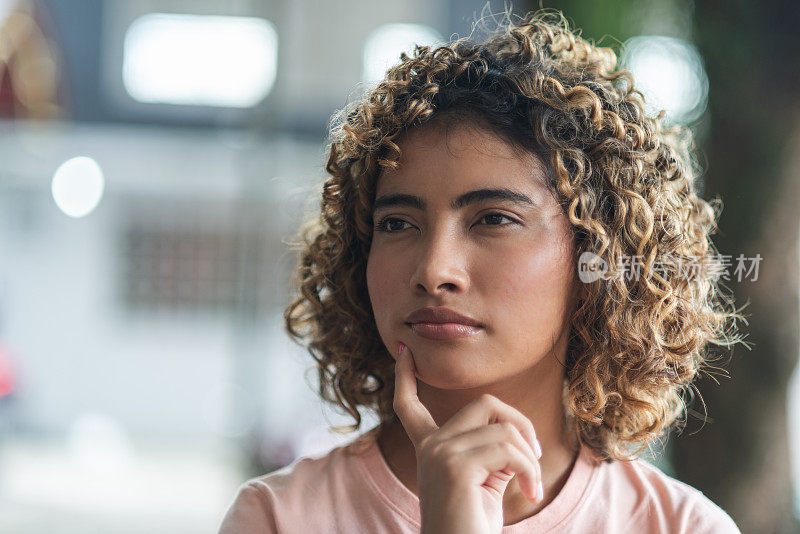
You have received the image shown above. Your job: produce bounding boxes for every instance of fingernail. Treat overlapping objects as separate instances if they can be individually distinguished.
[397,342,406,357]
[534,439,542,459]
[537,481,544,501]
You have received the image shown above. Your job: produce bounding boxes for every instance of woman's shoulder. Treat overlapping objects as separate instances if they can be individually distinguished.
[246,431,372,493]
[235,429,376,500]
[218,429,383,534]
[593,453,741,533]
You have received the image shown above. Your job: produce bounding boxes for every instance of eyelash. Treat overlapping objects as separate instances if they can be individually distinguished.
[374,212,519,233]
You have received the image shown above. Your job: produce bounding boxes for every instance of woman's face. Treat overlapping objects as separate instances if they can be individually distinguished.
[366,120,578,389]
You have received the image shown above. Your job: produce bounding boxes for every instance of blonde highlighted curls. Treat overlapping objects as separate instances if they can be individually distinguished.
[283,9,747,462]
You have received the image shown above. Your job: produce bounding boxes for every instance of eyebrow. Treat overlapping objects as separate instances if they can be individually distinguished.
[372,187,535,214]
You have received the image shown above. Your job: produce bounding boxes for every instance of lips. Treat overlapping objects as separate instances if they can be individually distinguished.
[409,322,482,340]
[405,307,483,341]
[405,307,482,327]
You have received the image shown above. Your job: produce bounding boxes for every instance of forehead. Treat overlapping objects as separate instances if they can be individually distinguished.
[376,120,550,194]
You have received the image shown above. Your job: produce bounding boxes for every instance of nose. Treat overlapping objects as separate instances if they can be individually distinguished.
[409,228,469,296]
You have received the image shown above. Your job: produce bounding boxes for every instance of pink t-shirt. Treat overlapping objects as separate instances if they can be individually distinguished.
[218,426,740,533]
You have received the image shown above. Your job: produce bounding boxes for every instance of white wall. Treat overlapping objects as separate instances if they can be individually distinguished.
[0,120,353,450]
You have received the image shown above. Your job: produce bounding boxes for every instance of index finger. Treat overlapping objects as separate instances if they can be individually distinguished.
[392,343,438,448]
[438,393,541,460]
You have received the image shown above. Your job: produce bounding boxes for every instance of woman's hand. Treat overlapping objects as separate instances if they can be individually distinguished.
[392,343,544,534]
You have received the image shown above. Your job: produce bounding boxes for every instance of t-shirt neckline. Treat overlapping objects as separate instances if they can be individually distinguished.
[352,426,600,532]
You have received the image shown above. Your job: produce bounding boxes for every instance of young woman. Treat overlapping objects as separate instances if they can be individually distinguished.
[219,9,745,533]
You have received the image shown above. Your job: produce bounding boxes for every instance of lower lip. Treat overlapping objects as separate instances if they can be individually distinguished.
[409,322,482,340]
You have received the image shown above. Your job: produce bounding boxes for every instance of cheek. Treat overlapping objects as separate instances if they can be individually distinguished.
[493,241,574,320]
[366,249,396,327]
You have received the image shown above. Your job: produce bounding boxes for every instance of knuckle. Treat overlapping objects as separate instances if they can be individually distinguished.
[497,441,515,455]
[392,396,406,414]
[418,435,437,459]
[479,393,497,405]
[525,418,537,438]
[418,433,433,451]
[442,451,463,477]
[425,438,449,462]
[500,421,516,437]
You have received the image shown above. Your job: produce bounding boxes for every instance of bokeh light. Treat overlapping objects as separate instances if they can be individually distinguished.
[50,156,105,218]
[123,14,278,108]
[362,23,443,86]
[621,35,709,123]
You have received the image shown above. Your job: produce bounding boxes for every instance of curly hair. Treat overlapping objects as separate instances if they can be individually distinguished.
[283,9,747,463]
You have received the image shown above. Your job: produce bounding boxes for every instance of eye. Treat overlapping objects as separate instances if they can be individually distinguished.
[375,213,520,233]
[374,216,412,233]
[476,212,519,227]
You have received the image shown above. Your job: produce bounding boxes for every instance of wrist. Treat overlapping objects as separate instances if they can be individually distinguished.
[419,485,471,534]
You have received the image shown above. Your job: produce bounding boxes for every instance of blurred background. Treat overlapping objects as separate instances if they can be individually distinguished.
[0,0,797,532]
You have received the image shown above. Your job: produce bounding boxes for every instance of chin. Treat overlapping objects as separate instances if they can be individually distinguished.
[414,359,493,390]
